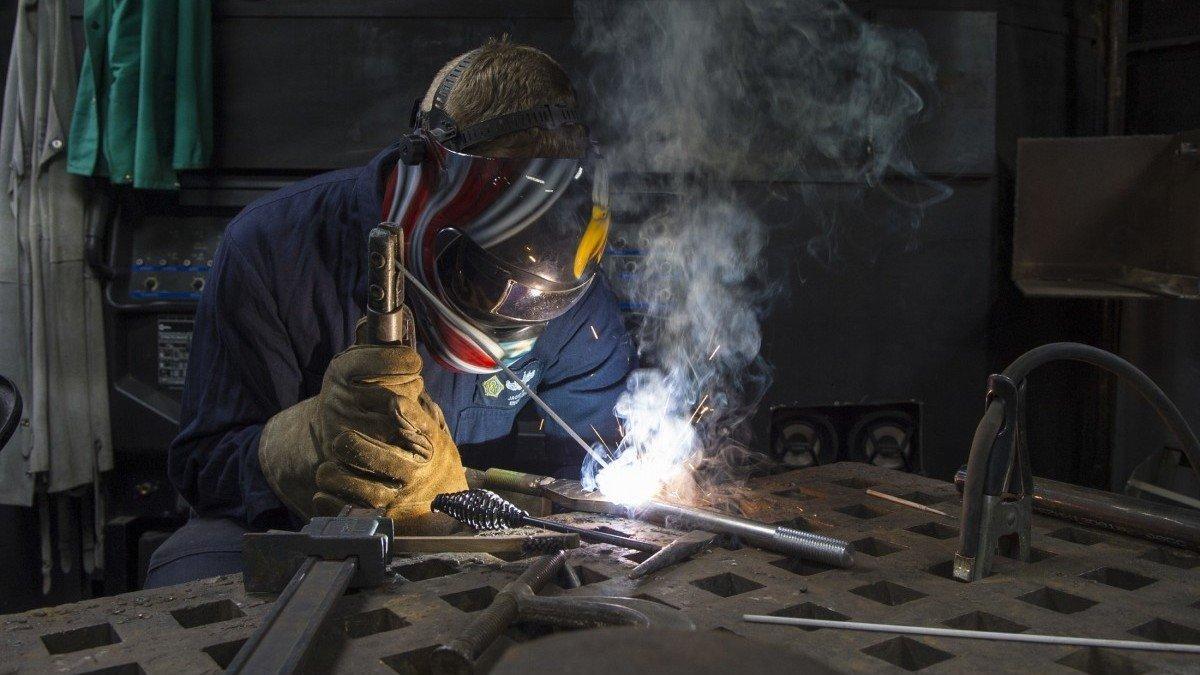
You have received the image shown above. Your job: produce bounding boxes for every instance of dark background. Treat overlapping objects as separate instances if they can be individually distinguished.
[0,0,1197,613]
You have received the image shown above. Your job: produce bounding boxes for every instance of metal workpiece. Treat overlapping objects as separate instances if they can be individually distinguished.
[227,557,357,674]
[433,551,694,674]
[475,467,855,567]
[5,464,1200,674]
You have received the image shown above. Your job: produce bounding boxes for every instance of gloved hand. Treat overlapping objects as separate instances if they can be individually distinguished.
[258,321,467,533]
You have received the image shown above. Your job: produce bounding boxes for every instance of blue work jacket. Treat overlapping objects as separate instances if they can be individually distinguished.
[168,142,636,527]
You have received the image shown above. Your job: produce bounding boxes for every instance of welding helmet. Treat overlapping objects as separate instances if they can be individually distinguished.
[383,56,610,374]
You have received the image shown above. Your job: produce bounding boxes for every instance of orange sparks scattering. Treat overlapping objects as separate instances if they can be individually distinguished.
[538,418,545,431]
[708,344,722,361]
[689,394,710,423]
[590,325,600,340]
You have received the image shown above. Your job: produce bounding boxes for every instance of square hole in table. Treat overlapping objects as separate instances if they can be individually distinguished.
[170,599,245,629]
[773,487,822,502]
[78,664,145,675]
[907,521,957,540]
[835,503,888,519]
[773,515,818,531]
[1127,618,1200,645]
[576,566,610,585]
[690,572,764,597]
[342,607,411,639]
[381,644,437,675]
[852,537,904,557]
[770,557,835,577]
[1079,567,1157,591]
[1137,547,1200,569]
[1056,647,1150,675]
[624,550,654,564]
[1017,587,1097,614]
[440,586,498,612]
[40,622,121,654]
[942,611,1027,633]
[634,593,679,609]
[849,580,926,606]
[203,639,248,669]
[897,491,950,507]
[1047,527,1107,545]
[767,602,849,631]
[394,559,458,582]
[861,636,953,671]
[997,538,1055,563]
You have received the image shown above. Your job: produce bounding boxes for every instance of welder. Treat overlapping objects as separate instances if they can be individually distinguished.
[145,39,635,587]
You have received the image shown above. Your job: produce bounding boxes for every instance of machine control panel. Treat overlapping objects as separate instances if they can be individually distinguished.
[124,216,225,304]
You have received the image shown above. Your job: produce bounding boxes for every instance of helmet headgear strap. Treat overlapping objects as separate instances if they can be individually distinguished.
[400,49,582,162]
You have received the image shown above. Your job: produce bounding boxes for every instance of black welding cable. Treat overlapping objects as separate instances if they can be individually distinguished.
[960,342,1200,558]
[1000,342,1200,483]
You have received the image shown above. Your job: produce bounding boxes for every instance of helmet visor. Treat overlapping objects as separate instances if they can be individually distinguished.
[428,140,611,287]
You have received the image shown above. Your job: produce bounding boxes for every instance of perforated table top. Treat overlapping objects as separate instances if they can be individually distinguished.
[3,463,1198,673]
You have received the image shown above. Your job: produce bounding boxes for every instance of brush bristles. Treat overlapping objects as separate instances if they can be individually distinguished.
[432,489,528,530]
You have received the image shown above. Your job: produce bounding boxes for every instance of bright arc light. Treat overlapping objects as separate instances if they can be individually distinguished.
[586,374,700,506]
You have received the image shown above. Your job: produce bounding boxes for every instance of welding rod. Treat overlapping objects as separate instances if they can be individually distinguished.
[742,615,1200,655]
[399,266,608,468]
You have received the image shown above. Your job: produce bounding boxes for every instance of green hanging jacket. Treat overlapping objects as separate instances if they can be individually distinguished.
[67,0,212,190]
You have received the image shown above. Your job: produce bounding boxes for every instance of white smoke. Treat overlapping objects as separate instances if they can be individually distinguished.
[575,0,943,505]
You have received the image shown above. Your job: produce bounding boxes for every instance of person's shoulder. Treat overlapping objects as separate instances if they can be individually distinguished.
[222,167,360,250]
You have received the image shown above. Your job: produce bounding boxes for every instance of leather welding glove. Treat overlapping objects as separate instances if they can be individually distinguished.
[258,317,467,533]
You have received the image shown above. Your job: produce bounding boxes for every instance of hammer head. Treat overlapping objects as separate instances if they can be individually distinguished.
[627,530,718,579]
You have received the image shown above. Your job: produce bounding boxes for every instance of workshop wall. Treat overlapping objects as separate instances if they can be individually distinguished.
[1,0,1129,612]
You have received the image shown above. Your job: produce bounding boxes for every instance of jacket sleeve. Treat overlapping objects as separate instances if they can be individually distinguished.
[535,276,637,478]
[168,225,301,527]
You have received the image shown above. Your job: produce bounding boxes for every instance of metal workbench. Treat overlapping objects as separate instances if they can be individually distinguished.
[3,463,1198,673]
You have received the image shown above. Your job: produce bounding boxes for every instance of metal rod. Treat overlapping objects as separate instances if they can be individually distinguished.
[227,558,358,673]
[641,500,855,568]
[1127,478,1200,510]
[866,488,950,517]
[742,615,1200,655]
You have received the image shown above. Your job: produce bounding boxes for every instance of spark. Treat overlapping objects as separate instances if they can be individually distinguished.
[528,255,537,263]
[708,344,722,361]
[525,174,546,184]
[590,325,600,340]
[615,417,625,439]
[688,394,710,423]
[538,418,545,431]
[590,424,615,461]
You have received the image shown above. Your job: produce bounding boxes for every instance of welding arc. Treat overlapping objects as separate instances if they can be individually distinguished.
[433,489,658,553]
[399,266,610,468]
[741,615,1200,655]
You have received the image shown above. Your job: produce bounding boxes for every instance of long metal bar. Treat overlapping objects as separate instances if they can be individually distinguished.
[742,615,1200,655]
[954,469,1200,551]
[640,500,855,567]
[227,558,357,673]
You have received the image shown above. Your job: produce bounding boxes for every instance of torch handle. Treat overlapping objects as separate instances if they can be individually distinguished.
[363,222,409,345]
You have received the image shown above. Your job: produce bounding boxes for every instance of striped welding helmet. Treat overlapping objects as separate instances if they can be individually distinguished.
[385,131,610,374]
